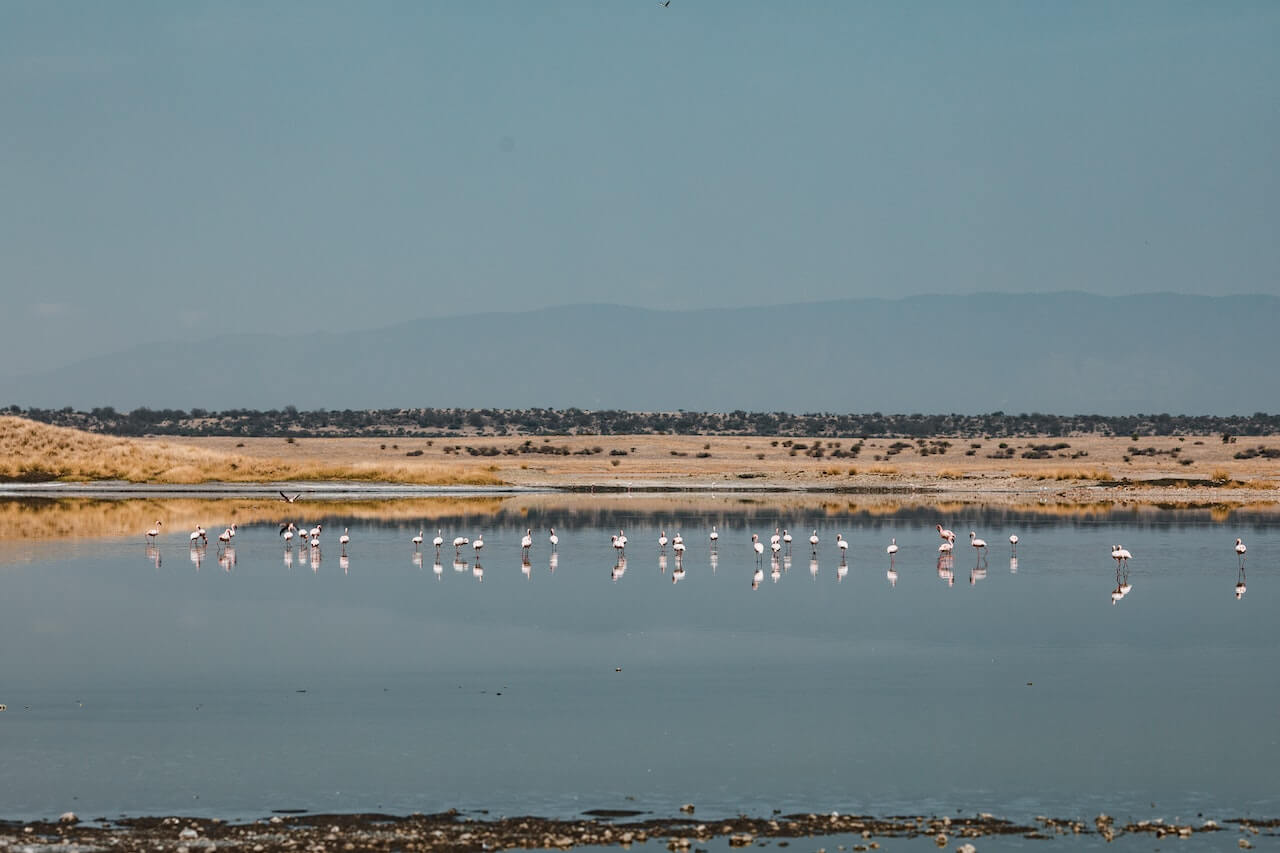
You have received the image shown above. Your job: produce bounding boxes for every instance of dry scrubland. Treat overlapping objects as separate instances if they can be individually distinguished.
[0,416,502,486]
[3,416,1278,495]
[180,431,1280,491]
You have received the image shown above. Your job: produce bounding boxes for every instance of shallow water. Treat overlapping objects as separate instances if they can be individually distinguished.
[1,498,1276,828]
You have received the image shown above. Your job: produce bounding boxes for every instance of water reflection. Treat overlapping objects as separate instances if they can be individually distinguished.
[412,551,423,570]
[283,548,294,570]
[1009,557,1019,574]
[144,543,162,569]
[1236,566,1247,600]
[218,546,236,573]
[808,557,818,580]
[708,551,718,573]
[433,560,443,579]
[339,554,350,574]
[611,556,627,582]
[1110,564,1133,605]
[886,566,898,588]
[190,543,207,571]
[937,554,955,587]
[549,552,558,573]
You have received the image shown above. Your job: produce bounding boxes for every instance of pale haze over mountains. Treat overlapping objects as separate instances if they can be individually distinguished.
[2,293,1273,416]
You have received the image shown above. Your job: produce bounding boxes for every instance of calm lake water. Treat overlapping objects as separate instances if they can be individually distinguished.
[1,497,1277,832]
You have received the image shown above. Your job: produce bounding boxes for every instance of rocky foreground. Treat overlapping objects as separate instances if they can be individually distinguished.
[3,810,1276,852]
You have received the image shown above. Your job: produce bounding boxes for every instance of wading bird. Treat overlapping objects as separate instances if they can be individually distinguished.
[548,528,559,552]
[412,529,424,550]
[1009,534,1019,556]
[145,520,162,543]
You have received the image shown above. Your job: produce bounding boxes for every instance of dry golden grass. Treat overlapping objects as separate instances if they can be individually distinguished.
[0,417,504,486]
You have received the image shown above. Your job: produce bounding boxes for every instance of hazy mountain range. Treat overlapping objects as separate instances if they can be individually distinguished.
[2,293,1273,415]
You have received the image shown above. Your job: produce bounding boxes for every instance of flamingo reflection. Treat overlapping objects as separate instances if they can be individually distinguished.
[672,563,686,584]
[709,551,718,573]
[145,543,162,569]
[433,560,443,579]
[751,566,764,590]
[1009,557,1019,574]
[836,561,848,582]
[521,556,532,580]
[339,554,349,574]
[937,554,955,587]
[190,543,206,571]
[218,547,236,572]
[549,552,559,573]
[611,556,627,582]
[809,557,819,580]
[1109,563,1133,605]
[1235,565,1247,600]
[886,566,898,588]
[658,553,668,574]
[412,551,424,570]
[283,548,294,570]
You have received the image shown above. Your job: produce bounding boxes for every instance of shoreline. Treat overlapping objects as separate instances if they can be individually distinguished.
[4,808,1274,852]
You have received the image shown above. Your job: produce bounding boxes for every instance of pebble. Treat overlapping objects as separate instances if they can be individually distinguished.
[956,844,977,853]
[728,833,754,847]
[59,811,79,824]
[1239,840,1253,849]
[680,804,695,814]
[934,833,948,847]
[179,827,199,839]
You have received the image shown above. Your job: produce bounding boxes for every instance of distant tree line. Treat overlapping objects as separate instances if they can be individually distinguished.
[6,405,1279,439]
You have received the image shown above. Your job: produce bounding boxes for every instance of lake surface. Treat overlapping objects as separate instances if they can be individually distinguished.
[1,497,1277,831]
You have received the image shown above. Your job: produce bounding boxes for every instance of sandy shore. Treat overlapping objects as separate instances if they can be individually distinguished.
[4,809,1272,852]
[162,433,1280,504]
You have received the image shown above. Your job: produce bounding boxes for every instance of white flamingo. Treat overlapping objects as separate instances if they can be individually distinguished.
[938,541,953,554]
[217,527,232,547]
[432,529,444,552]
[412,529,424,550]
[770,528,781,548]
[809,529,819,554]
[520,528,533,556]
[969,531,987,559]
[473,533,485,557]
[836,534,849,558]
[548,527,559,552]
[282,528,295,548]
[782,529,793,553]
[658,530,668,551]
[1009,534,1018,556]
[709,525,719,547]
[145,520,162,543]
[190,525,207,545]
[936,524,956,545]
[339,527,350,554]
[886,538,899,561]
[453,535,469,555]
[1235,538,1247,566]
[612,533,626,556]
[751,533,765,565]
[673,535,686,557]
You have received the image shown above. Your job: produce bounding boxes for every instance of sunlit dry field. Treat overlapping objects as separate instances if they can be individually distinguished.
[176,432,1280,490]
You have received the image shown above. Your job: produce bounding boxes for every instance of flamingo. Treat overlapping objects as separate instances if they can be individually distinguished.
[782,529,793,553]
[279,491,302,503]
[751,566,764,589]
[145,520,162,543]
[1235,538,1247,566]
[217,527,232,547]
[473,533,485,558]
[309,523,322,539]
[227,523,236,542]
[938,541,953,554]
[709,525,719,547]
[836,534,849,558]
[453,535,469,555]
[612,533,626,556]
[936,524,956,545]
[673,535,686,557]
[339,527,350,554]
[771,537,781,557]
[886,538,899,560]
[969,531,987,559]
[1112,545,1132,566]
[520,528,533,556]
[548,528,559,552]
[433,529,444,552]
[412,529,424,550]
[809,529,819,555]
[190,526,206,545]
[282,528,295,548]
[617,530,628,550]
[770,528,781,549]
[1009,534,1018,556]
[751,533,765,565]
[658,530,669,551]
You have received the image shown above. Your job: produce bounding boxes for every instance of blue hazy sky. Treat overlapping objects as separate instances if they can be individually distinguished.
[2,2,1277,376]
